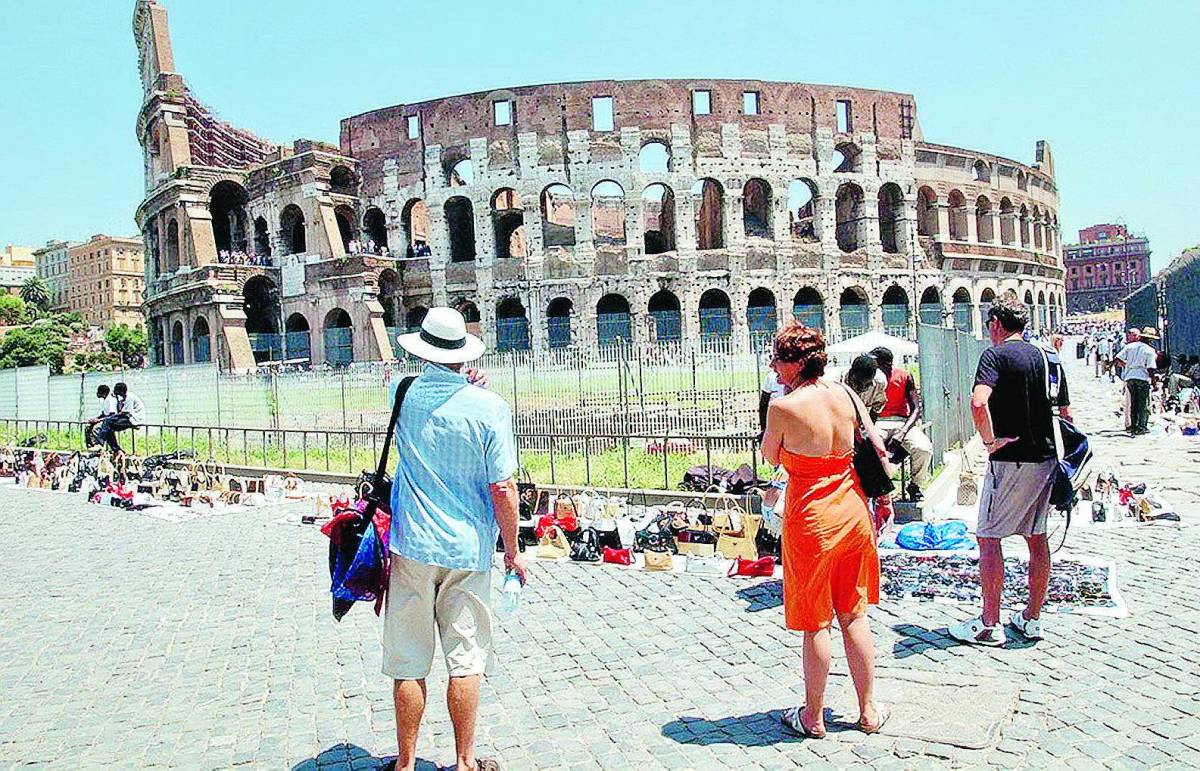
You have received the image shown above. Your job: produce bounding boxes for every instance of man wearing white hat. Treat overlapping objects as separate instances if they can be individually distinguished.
[384,306,524,771]
[1115,326,1158,436]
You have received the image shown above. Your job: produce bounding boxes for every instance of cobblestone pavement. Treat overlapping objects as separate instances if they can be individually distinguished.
[2,347,1199,770]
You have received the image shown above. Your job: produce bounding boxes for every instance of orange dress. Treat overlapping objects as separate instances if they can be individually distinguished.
[779,447,880,632]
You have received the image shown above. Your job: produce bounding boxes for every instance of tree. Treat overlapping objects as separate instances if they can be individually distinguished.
[0,319,70,374]
[19,276,51,312]
[105,323,148,368]
[0,295,27,326]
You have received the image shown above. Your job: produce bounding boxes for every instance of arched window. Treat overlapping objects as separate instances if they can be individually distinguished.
[280,204,306,254]
[253,217,271,258]
[378,269,398,328]
[363,207,389,252]
[638,141,671,173]
[916,187,938,237]
[596,294,631,346]
[919,287,943,326]
[952,288,973,333]
[793,287,824,330]
[878,183,904,253]
[742,179,771,239]
[835,183,864,252]
[978,288,997,333]
[881,286,910,338]
[165,219,180,271]
[152,322,165,366]
[447,158,473,187]
[546,297,573,349]
[453,299,481,337]
[401,199,430,258]
[1032,207,1044,250]
[699,289,732,340]
[1019,205,1030,247]
[209,181,249,254]
[285,313,311,364]
[491,188,525,259]
[692,179,725,250]
[839,287,869,338]
[323,309,354,367]
[975,196,994,243]
[947,191,968,241]
[648,290,681,343]
[833,142,860,173]
[190,317,211,363]
[540,184,576,247]
[171,321,185,365]
[244,276,281,362]
[445,197,476,261]
[334,204,357,253]
[971,160,990,183]
[747,287,777,342]
[496,297,530,352]
[999,198,1015,245]
[591,181,626,245]
[330,166,357,195]
[1017,171,1028,191]
[787,180,818,242]
[1036,291,1048,331]
[641,184,676,254]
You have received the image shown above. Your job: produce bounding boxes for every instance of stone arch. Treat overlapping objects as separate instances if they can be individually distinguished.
[916,186,938,237]
[447,158,474,187]
[747,287,777,341]
[742,178,772,239]
[648,289,682,342]
[209,180,250,255]
[692,179,725,250]
[190,316,211,363]
[546,297,573,348]
[165,218,180,271]
[540,184,576,247]
[253,216,271,257]
[495,296,530,352]
[975,196,994,243]
[699,288,732,340]
[401,199,430,258]
[323,308,353,367]
[491,188,525,259]
[334,204,357,252]
[285,312,311,363]
[999,197,1015,245]
[881,285,910,336]
[171,320,185,365]
[377,268,399,327]
[979,287,997,333]
[1017,170,1028,191]
[793,287,824,330]
[839,286,869,338]
[947,190,968,241]
[787,179,818,242]
[1032,207,1044,250]
[330,165,357,195]
[641,184,676,254]
[952,287,974,333]
[280,204,306,255]
[638,140,671,173]
[1019,204,1030,246]
[244,275,281,362]
[445,196,476,261]
[971,160,990,183]
[835,183,865,252]
[1036,290,1048,331]
[591,180,626,245]
[878,183,904,253]
[919,286,943,326]
[833,142,861,173]
[363,207,389,252]
[596,293,632,346]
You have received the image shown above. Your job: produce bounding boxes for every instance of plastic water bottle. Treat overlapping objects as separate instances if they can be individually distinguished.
[498,571,522,616]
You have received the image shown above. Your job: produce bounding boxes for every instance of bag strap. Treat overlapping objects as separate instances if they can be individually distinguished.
[838,383,867,433]
[376,376,416,483]
[1037,346,1065,461]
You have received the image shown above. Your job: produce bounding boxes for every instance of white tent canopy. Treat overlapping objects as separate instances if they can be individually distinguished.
[826,330,918,360]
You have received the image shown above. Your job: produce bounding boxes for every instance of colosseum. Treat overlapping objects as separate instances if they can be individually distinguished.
[133,0,1066,371]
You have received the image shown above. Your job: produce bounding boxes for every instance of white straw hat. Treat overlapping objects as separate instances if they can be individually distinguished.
[396,307,486,363]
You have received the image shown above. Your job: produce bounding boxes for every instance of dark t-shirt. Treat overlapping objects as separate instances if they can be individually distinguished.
[974,340,1070,463]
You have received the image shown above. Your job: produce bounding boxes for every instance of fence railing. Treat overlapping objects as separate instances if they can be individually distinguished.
[916,324,988,468]
[0,418,761,492]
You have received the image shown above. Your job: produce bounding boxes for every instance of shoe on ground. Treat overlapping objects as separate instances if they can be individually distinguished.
[948,616,1006,647]
[1009,610,1043,640]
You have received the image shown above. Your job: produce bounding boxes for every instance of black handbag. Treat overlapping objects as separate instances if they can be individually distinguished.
[634,512,677,554]
[569,528,602,562]
[839,384,895,499]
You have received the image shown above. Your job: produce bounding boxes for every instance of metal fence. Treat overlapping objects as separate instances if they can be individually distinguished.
[917,324,989,468]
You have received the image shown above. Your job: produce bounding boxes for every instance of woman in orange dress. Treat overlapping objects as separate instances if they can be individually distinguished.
[761,324,892,738]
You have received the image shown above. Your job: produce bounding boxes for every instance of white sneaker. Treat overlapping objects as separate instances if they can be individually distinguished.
[948,616,1007,647]
[1009,610,1044,640]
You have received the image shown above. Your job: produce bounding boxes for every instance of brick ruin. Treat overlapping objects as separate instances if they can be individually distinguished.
[133,0,1067,372]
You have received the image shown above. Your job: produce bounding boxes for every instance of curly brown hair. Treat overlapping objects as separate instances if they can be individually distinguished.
[773,323,827,381]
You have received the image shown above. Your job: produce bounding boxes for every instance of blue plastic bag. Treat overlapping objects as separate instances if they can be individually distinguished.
[332,514,387,604]
[888,520,976,551]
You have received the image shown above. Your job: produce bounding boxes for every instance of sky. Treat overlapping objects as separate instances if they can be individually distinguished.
[1,0,1197,272]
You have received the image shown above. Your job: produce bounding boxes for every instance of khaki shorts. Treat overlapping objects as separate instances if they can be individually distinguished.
[977,459,1056,539]
[382,555,494,680]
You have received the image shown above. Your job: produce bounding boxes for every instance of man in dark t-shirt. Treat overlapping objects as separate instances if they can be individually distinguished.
[949,292,1072,648]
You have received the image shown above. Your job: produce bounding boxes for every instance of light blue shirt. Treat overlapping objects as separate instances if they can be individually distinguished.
[388,364,518,572]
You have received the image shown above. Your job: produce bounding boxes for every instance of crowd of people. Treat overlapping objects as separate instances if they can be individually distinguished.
[215,250,272,266]
[1081,325,1200,433]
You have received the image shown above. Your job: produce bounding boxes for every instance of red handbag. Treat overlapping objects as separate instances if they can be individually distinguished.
[727,556,776,577]
[602,547,633,566]
[535,511,579,539]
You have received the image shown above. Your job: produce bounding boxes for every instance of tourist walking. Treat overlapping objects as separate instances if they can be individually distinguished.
[761,324,891,738]
[949,293,1072,646]
[1115,327,1158,435]
[385,306,523,771]
[871,346,933,501]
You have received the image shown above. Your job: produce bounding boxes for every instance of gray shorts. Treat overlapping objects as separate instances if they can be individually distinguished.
[977,459,1056,539]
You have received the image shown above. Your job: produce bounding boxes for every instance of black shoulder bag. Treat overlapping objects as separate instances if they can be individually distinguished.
[364,376,417,508]
[839,384,895,499]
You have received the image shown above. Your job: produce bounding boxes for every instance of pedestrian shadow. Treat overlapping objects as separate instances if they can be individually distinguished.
[734,579,783,612]
[662,708,858,746]
[891,622,1037,656]
[289,743,434,771]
